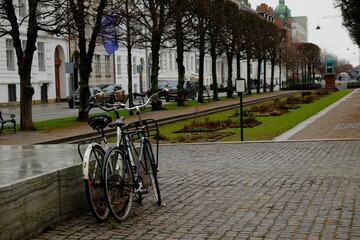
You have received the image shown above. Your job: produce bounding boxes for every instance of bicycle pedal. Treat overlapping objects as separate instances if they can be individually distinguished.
[135,187,149,194]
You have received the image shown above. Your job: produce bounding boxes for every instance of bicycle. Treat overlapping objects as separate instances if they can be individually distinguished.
[101,91,162,221]
[77,99,113,221]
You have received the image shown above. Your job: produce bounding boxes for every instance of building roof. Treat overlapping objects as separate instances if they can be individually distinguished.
[274,0,291,18]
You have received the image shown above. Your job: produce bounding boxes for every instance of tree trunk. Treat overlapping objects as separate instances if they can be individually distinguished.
[236,53,241,79]
[77,51,92,121]
[270,60,275,92]
[263,58,267,93]
[126,9,134,114]
[19,62,35,130]
[175,12,186,106]
[150,34,162,110]
[197,19,205,103]
[247,57,252,95]
[257,59,262,94]
[226,52,234,98]
[279,62,282,90]
[127,47,134,114]
[210,47,218,101]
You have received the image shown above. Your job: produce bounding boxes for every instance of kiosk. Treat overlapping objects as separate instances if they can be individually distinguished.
[324,57,336,90]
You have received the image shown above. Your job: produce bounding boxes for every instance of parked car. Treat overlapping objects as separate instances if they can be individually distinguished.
[158,80,170,97]
[67,86,105,108]
[165,80,197,102]
[101,84,124,103]
[148,80,169,97]
[114,89,127,103]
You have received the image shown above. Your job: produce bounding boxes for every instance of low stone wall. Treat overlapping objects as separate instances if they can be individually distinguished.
[0,164,88,240]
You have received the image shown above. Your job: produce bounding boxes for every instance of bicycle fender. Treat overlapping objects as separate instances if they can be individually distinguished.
[83,144,97,180]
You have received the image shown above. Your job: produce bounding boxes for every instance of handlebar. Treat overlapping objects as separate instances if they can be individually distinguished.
[113,91,162,112]
[86,90,164,113]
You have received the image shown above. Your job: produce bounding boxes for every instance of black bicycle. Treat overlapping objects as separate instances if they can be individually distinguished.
[101,92,162,221]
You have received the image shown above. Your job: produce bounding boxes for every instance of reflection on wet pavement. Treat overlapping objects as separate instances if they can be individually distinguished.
[0,144,80,187]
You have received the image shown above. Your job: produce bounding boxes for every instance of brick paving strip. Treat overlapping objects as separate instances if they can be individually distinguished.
[284,88,360,141]
[33,140,360,239]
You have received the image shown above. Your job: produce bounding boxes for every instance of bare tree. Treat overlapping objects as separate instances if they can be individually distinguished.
[253,18,268,94]
[206,0,226,101]
[137,0,171,110]
[0,0,64,130]
[266,23,284,92]
[219,0,241,98]
[302,43,321,82]
[190,0,211,103]
[241,10,260,95]
[167,0,193,106]
[113,0,143,110]
[63,0,112,121]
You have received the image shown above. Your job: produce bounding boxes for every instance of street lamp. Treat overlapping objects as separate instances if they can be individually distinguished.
[315,15,341,30]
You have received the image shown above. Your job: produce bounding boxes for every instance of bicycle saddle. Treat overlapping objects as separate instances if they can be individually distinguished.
[108,116,126,128]
[88,114,112,131]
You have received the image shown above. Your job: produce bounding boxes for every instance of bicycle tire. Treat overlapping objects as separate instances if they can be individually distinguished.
[144,141,161,206]
[84,145,109,221]
[103,147,134,221]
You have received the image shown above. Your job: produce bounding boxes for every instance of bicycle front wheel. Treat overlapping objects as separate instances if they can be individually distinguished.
[103,147,134,221]
[144,141,161,206]
[84,145,109,221]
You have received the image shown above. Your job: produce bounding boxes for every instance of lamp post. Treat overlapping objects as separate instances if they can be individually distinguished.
[235,78,246,141]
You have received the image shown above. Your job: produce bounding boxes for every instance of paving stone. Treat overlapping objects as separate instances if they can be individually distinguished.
[31,140,360,239]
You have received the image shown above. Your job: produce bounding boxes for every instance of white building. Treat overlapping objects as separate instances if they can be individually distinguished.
[0,34,68,106]
[292,16,308,43]
[0,0,286,106]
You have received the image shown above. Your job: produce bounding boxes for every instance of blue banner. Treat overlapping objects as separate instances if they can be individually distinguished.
[101,13,119,55]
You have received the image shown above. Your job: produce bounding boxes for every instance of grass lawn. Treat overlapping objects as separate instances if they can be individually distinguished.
[31,89,351,143]
[158,89,352,142]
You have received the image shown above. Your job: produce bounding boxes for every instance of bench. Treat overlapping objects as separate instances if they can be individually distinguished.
[0,111,16,133]
[203,89,213,102]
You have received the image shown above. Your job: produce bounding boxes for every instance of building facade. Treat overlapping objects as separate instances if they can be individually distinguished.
[0,0,291,106]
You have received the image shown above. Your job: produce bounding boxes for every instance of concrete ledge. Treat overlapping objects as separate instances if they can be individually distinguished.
[0,145,88,240]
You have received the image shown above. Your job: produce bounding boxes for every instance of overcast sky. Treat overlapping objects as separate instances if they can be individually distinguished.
[249,0,360,66]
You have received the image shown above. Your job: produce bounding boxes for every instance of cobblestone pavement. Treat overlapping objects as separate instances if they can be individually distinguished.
[33,140,360,239]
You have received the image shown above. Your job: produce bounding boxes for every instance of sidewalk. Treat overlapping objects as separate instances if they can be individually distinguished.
[276,88,360,140]
[31,140,360,239]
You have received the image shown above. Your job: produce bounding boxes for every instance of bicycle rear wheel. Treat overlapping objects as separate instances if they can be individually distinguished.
[144,141,161,206]
[84,145,109,221]
[103,147,134,221]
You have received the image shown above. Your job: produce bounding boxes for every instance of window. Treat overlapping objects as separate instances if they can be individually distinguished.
[169,53,173,71]
[105,55,111,76]
[132,56,136,75]
[159,54,162,72]
[6,39,15,70]
[117,56,121,76]
[95,55,101,76]
[186,55,189,71]
[163,53,167,71]
[21,40,27,51]
[191,56,194,71]
[8,84,16,102]
[18,0,26,17]
[175,53,178,71]
[38,42,45,71]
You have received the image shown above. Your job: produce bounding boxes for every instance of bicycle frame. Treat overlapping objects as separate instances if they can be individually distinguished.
[102,91,163,221]
[110,93,161,190]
